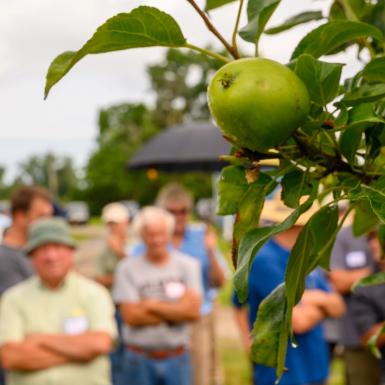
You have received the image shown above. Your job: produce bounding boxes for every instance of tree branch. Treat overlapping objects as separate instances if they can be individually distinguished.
[232,0,244,58]
[186,0,239,59]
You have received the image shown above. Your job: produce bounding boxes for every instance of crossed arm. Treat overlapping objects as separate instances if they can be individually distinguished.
[120,289,202,327]
[292,289,345,334]
[1,331,113,371]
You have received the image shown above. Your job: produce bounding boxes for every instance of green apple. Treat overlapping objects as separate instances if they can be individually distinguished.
[208,58,310,152]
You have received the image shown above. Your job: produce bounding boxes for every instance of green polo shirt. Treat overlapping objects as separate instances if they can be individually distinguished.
[0,272,117,385]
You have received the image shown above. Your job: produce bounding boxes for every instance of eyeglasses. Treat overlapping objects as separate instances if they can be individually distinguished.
[166,208,189,216]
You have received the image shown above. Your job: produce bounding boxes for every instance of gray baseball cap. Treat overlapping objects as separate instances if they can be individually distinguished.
[25,217,76,254]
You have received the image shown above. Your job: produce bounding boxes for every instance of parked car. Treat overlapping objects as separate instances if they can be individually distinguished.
[65,201,90,225]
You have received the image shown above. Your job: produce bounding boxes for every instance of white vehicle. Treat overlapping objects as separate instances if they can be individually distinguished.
[65,201,90,225]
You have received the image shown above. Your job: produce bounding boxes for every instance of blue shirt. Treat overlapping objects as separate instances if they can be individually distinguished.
[240,239,330,385]
[130,224,223,315]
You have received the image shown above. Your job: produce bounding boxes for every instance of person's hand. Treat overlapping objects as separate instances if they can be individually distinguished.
[300,290,328,308]
[141,298,160,311]
[108,234,125,258]
[25,333,51,346]
[205,225,218,253]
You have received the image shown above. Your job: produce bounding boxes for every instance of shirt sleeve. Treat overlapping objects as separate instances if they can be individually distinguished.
[86,285,118,339]
[0,290,25,345]
[351,288,381,338]
[16,254,34,280]
[112,261,140,303]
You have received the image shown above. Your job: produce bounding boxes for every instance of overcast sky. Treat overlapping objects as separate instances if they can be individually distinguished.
[0,0,362,181]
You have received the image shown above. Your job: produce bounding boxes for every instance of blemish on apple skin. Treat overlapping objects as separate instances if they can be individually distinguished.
[219,73,237,89]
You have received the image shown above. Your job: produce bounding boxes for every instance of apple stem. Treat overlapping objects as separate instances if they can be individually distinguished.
[232,0,244,58]
[184,44,230,63]
[185,0,240,59]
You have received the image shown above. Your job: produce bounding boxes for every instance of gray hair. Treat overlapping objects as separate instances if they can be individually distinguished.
[133,206,175,237]
[155,183,193,211]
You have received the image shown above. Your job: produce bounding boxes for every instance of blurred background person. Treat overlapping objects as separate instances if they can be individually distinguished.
[233,195,345,385]
[113,206,202,385]
[351,230,385,385]
[156,183,227,385]
[0,217,117,385]
[329,225,379,385]
[94,202,131,385]
[0,185,53,385]
[95,202,131,289]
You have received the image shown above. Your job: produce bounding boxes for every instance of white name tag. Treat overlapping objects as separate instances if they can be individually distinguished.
[164,281,186,299]
[346,251,367,268]
[63,316,89,335]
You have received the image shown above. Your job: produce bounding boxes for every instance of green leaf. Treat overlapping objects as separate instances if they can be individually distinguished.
[234,188,317,302]
[45,7,186,97]
[205,0,237,10]
[294,54,343,106]
[363,57,385,84]
[368,322,385,359]
[216,166,248,215]
[291,21,383,60]
[251,283,289,370]
[342,84,385,106]
[265,11,324,34]
[353,200,379,237]
[285,206,339,307]
[232,174,277,255]
[339,103,385,163]
[281,170,313,208]
[354,176,385,223]
[251,205,338,380]
[353,271,385,290]
[239,0,281,45]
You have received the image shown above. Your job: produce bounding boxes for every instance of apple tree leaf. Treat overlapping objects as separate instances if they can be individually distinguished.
[45,6,186,97]
[205,0,237,11]
[291,21,383,59]
[363,57,385,84]
[216,166,249,215]
[294,54,343,106]
[265,11,324,34]
[239,0,281,45]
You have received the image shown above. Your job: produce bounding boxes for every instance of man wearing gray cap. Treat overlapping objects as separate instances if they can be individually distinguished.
[0,217,117,385]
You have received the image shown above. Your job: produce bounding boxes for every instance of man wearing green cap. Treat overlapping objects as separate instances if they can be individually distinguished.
[0,217,117,385]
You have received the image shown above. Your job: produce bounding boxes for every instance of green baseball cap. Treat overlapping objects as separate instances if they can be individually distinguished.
[25,217,76,254]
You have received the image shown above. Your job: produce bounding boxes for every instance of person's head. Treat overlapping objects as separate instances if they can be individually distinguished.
[133,206,175,262]
[261,191,319,249]
[26,218,76,288]
[10,186,53,231]
[156,183,193,235]
[368,229,385,269]
[102,202,130,238]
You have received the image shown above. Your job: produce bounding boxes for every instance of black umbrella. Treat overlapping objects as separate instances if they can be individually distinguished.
[128,121,231,172]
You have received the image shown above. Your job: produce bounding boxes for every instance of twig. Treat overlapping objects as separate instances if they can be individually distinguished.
[184,44,230,63]
[232,0,244,58]
[185,0,239,59]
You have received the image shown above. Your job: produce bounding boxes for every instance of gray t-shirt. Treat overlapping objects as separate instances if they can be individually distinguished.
[0,245,34,296]
[351,283,385,376]
[330,226,374,348]
[113,251,202,349]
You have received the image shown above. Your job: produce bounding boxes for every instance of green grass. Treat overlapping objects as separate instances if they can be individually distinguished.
[219,338,251,385]
[218,342,346,385]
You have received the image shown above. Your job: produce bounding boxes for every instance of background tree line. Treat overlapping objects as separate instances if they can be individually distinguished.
[0,49,223,214]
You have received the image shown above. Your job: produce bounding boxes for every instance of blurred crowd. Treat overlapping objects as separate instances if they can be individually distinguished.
[0,184,385,385]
